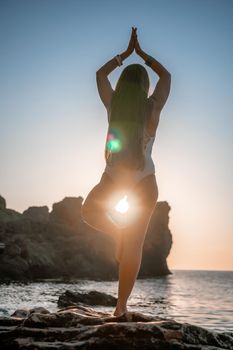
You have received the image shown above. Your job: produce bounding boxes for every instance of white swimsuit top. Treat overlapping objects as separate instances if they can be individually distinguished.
[143,128,155,160]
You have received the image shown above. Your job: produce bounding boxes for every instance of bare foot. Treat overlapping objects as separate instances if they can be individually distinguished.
[113,304,128,317]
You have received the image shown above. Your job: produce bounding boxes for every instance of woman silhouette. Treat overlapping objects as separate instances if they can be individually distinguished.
[81,27,171,317]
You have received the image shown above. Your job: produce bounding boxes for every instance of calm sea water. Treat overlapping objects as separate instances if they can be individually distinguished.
[0,270,232,333]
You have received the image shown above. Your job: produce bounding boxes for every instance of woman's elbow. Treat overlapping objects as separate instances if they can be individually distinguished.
[96,69,106,76]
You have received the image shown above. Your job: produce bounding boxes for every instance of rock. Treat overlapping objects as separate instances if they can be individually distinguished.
[11,307,50,318]
[49,196,84,229]
[5,244,21,257]
[10,309,30,318]
[140,201,173,277]
[0,255,29,279]
[0,208,22,223]
[0,305,232,349]
[4,217,32,235]
[0,308,8,316]
[58,290,117,307]
[0,195,23,222]
[0,195,6,210]
[0,193,173,281]
[22,206,50,222]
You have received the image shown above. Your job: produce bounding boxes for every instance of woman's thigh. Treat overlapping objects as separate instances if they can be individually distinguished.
[82,172,123,214]
[123,174,159,246]
[82,172,158,221]
[129,174,159,212]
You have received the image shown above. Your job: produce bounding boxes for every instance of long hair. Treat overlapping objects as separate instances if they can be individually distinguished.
[104,63,150,171]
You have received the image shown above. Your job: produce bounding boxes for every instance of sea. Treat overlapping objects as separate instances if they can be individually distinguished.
[0,270,232,333]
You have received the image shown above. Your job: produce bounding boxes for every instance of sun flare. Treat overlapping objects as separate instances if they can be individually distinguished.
[114,195,129,214]
[106,191,141,229]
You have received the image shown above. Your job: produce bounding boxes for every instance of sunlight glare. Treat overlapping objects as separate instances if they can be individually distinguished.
[106,191,141,229]
[115,195,129,213]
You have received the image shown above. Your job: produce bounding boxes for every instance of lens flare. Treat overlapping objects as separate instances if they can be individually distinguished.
[106,191,141,229]
[115,195,129,213]
[107,138,121,152]
[106,128,123,153]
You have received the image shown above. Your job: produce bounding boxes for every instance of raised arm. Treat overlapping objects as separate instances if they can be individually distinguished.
[96,57,119,110]
[142,51,171,111]
[96,27,137,110]
[134,32,171,112]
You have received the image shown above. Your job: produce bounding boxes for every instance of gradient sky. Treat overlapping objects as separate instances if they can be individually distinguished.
[1,0,233,271]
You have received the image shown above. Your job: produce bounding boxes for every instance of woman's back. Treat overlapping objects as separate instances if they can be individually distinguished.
[104,100,156,187]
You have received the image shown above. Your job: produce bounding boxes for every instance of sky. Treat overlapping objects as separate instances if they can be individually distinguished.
[1,0,233,271]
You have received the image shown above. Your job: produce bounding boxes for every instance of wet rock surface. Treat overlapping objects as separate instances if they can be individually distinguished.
[0,305,232,349]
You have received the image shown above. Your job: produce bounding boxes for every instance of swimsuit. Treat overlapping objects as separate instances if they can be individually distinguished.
[104,127,156,228]
[103,102,156,187]
[103,98,156,184]
[99,98,157,227]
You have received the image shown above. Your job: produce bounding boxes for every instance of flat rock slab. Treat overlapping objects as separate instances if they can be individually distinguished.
[0,305,232,349]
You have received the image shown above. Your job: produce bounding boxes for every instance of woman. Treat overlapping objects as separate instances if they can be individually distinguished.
[81,27,171,317]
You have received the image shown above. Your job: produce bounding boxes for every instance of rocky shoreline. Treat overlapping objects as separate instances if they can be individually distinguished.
[0,305,232,349]
[0,290,232,349]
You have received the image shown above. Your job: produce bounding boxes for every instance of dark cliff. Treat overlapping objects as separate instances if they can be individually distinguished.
[0,194,172,280]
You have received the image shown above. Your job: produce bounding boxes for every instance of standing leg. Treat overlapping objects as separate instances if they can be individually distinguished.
[113,174,159,316]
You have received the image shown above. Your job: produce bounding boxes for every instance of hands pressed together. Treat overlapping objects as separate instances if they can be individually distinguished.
[126,27,142,56]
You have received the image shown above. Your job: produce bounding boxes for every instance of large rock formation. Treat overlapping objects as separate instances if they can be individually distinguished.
[49,196,84,229]
[0,305,232,349]
[22,206,50,222]
[0,194,172,280]
[140,201,172,277]
[0,195,22,223]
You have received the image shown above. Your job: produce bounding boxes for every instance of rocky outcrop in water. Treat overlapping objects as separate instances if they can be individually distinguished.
[58,290,117,307]
[0,305,232,349]
[0,194,172,280]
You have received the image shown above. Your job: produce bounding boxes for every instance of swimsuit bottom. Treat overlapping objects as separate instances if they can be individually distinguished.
[104,158,155,188]
[101,168,157,229]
